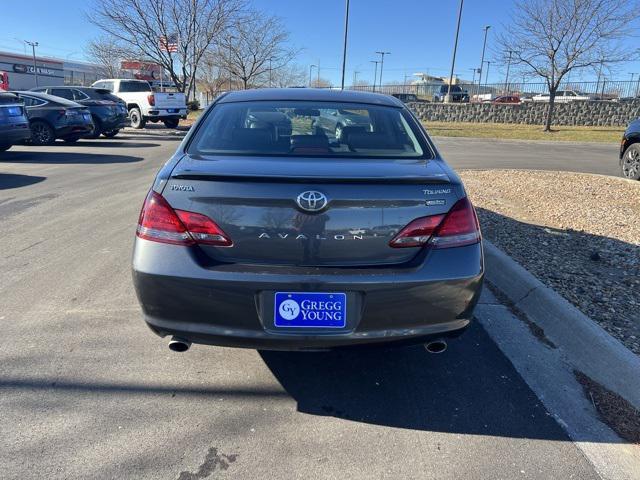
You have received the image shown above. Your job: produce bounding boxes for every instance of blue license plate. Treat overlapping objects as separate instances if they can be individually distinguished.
[274,292,347,328]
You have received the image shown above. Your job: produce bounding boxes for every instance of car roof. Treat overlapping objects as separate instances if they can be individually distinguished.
[14,90,81,107]
[217,88,403,107]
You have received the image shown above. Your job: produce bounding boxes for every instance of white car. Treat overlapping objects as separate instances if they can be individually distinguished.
[531,90,595,103]
[91,79,187,129]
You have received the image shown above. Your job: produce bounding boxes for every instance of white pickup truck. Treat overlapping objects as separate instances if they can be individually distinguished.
[91,79,187,129]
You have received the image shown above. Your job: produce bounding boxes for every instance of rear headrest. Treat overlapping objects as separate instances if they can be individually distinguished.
[231,128,272,147]
[338,125,367,143]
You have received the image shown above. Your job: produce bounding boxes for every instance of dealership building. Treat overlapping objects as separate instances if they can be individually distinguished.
[0,50,105,90]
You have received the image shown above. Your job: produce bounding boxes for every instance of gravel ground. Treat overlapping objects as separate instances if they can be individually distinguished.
[460,169,640,355]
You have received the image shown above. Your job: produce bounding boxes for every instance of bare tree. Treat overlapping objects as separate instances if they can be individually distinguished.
[88,0,242,98]
[270,64,307,88]
[310,77,331,88]
[220,11,298,89]
[86,37,131,78]
[198,50,229,98]
[497,0,640,131]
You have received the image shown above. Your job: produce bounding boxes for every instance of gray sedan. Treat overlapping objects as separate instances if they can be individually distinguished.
[132,88,484,352]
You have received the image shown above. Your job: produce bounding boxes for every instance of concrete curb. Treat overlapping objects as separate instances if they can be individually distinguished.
[483,239,640,411]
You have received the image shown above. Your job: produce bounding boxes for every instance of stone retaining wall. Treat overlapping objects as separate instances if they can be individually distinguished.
[408,100,640,126]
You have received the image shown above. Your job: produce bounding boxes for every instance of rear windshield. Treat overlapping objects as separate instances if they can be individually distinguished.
[188,100,429,158]
[119,81,151,92]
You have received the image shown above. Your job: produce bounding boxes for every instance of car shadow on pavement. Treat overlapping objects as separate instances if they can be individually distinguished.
[0,173,46,190]
[259,322,599,442]
[0,151,144,164]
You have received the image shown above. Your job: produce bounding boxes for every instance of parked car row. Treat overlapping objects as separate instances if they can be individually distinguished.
[0,79,188,151]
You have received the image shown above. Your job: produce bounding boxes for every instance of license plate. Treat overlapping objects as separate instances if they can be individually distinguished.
[274,292,347,328]
[167,108,178,113]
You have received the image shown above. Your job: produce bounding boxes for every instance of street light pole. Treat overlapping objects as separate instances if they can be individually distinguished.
[445,0,464,103]
[370,60,379,92]
[309,64,316,87]
[476,25,491,99]
[340,0,350,90]
[375,51,391,91]
[484,60,491,86]
[470,68,476,86]
[504,50,513,93]
[25,40,39,87]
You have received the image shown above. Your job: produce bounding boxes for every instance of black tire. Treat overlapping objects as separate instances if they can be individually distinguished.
[30,121,56,146]
[621,144,640,180]
[63,136,80,143]
[87,116,102,139]
[129,108,146,129]
[163,118,180,129]
[102,129,120,138]
[0,144,11,152]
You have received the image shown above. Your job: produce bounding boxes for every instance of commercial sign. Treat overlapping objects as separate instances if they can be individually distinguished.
[120,60,161,81]
[12,63,59,76]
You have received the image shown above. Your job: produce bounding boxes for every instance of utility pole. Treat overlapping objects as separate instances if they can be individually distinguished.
[25,40,39,87]
[375,51,391,91]
[352,70,360,87]
[476,25,491,98]
[309,64,316,87]
[484,60,491,86]
[445,0,464,103]
[340,0,350,90]
[504,50,514,93]
[470,67,477,86]
[370,60,380,92]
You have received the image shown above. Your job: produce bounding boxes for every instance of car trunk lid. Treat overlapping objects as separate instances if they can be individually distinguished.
[162,155,461,267]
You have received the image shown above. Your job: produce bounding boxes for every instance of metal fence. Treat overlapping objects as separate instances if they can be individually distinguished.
[347,80,640,100]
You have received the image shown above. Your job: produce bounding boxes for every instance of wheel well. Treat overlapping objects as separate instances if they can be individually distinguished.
[30,118,54,130]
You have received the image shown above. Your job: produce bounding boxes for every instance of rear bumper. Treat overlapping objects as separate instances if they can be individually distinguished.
[0,125,31,144]
[132,239,484,350]
[55,124,94,139]
[144,108,188,119]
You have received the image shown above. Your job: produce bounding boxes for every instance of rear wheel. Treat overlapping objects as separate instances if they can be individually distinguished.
[622,144,640,180]
[30,121,55,146]
[129,108,146,129]
[163,118,180,129]
[102,129,120,138]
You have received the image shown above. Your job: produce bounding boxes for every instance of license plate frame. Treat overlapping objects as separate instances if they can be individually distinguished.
[274,292,347,329]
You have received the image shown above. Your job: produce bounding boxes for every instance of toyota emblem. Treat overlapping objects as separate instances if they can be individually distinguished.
[296,191,328,212]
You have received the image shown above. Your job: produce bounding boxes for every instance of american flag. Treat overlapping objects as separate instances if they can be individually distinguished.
[159,35,178,53]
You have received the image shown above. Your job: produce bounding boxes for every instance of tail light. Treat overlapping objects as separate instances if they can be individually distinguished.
[136,191,232,246]
[390,197,480,249]
[147,94,155,106]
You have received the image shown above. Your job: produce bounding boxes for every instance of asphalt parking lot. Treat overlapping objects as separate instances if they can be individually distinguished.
[0,135,613,479]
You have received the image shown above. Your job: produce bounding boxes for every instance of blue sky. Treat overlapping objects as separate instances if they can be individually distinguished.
[1,0,637,85]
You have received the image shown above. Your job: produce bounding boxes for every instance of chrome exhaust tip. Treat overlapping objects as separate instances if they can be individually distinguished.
[168,336,191,353]
[424,339,447,354]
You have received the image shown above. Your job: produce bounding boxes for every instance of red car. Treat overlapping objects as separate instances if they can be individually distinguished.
[491,95,521,104]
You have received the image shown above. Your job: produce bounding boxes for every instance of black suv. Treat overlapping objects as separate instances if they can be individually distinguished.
[0,92,31,152]
[31,86,128,138]
[433,85,469,103]
[391,93,420,103]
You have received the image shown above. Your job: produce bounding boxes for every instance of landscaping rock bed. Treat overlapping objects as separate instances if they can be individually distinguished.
[460,169,640,355]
